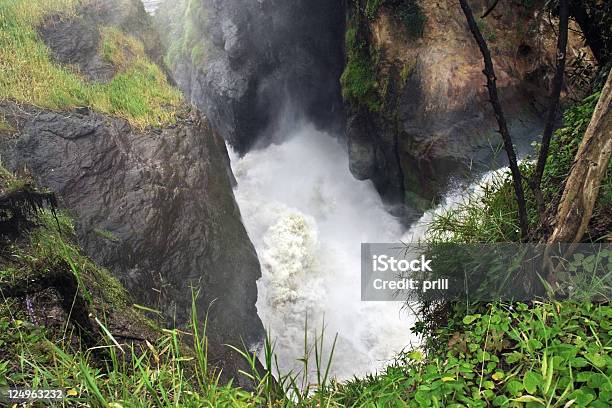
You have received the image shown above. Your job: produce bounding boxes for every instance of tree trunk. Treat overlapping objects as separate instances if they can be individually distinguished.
[458,0,530,240]
[548,69,612,244]
[530,0,569,217]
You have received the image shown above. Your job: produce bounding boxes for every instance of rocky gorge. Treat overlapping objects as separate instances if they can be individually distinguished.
[0,0,605,387]
[0,0,263,383]
[158,0,593,219]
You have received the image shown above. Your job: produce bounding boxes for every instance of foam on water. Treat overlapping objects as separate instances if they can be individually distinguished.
[230,124,417,379]
[230,123,511,379]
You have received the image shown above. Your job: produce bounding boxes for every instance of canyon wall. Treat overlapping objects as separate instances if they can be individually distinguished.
[156,0,346,153]
[344,0,590,217]
[0,0,263,384]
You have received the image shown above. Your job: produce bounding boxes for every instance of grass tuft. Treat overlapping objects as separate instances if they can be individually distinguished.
[0,0,182,129]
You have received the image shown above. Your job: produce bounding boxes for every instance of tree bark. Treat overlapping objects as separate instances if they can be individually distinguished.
[548,69,612,244]
[458,0,530,240]
[530,0,569,216]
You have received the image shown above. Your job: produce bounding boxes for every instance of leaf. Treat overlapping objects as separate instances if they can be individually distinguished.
[506,352,523,363]
[463,315,479,325]
[523,371,540,394]
[483,380,495,389]
[441,376,455,382]
[66,389,78,397]
[587,353,606,368]
[528,338,543,350]
[492,395,509,406]
[506,380,523,395]
[571,357,589,367]
[567,390,595,406]
[513,395,545,404]
[408,350,424,361]
[586,373,608,389]
[492,371,504,381]
[576,371,595,382]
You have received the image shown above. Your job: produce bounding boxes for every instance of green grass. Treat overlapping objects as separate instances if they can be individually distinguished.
[0,0,182,129]
[6,294,607,406]
[427,90,610,244]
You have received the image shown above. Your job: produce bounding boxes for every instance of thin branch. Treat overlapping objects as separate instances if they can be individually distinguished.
[530,0,569,215]
[481,0,501,18]
[458,0,529,240]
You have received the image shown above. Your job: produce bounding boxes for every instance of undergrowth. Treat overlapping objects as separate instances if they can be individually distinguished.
[340,24,382,112]
[427,90,611,244]
[0,0,181,129]
[0,97,611,406]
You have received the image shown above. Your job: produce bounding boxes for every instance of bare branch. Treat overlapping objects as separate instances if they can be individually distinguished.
[481,0,500,19]
[530,0,570,215]
[458,0,530,240]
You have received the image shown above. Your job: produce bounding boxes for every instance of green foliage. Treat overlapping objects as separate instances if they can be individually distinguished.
[365,0,385,20]
[427,90,609,244]
[327,302,612,407]
[0,302,261,406]
[426,165,531,244]
[342,0,426,111]
[0,0,181,129]
[162,0,210,70]
[341,25,382,112]
[541,92,602,199]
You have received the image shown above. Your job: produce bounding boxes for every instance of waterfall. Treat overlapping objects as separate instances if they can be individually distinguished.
[230,124,418,380]
[230,123,513,379]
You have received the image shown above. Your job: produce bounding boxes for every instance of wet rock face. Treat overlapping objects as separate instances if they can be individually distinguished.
[1,0,265,385]
[345,0,590,217]
[157,0,346,153]
[0,103,264,382]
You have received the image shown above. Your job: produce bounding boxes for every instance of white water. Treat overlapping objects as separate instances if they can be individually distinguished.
[142,0,162,14]
[230,122,510,380]
[230,124,418,380]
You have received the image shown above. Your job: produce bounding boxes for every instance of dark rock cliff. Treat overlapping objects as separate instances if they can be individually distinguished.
[0,0,263,383]
[156,0,346,153]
